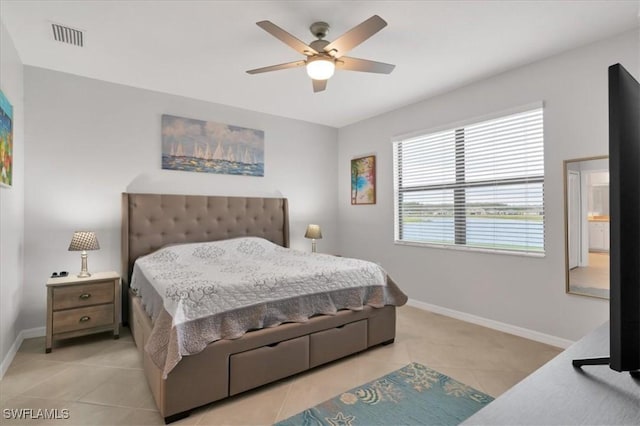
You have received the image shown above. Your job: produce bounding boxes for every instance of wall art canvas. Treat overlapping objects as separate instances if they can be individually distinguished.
[0,90,13,188]
[162,114,264,177]
[351,155,376,205]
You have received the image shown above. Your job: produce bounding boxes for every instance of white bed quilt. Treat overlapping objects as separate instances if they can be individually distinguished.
[130,237,407,377]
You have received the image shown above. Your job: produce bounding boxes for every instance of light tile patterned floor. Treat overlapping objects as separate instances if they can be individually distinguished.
[0,306,562,425]
[569,252,610,289]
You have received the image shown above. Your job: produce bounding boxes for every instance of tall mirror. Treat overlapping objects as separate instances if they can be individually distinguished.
[564,156,609,299]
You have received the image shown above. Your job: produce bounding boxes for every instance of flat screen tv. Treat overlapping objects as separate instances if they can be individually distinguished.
[573,63,640,376]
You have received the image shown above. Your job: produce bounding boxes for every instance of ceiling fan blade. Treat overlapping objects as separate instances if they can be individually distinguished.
[337,57,395,74]
[246,60,306,74]
[256,21,318,56]
[323,15,387,58]
[312,79,327,93]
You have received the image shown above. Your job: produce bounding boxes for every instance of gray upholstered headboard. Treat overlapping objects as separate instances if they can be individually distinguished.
[121,193,290,286]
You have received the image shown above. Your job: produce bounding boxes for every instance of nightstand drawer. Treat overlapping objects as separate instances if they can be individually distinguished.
[53,281,114,310]
[52,304,114,334]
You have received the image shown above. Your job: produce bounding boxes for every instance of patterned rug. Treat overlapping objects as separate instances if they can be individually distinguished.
[276,363,493,426]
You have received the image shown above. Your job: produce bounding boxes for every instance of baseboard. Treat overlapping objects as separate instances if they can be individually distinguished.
[0,326,46,379]
[21,326,46,340]
[406,298,574,349]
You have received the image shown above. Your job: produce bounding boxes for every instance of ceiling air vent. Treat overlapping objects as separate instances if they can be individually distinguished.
[51,23,84,47]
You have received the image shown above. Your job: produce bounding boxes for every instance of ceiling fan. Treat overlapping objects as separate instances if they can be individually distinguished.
[247,15,395,93]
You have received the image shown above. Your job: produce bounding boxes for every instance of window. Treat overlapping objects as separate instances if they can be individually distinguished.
[393,106,544,255]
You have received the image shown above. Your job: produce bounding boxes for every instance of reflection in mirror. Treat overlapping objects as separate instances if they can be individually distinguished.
[564,156,609,299]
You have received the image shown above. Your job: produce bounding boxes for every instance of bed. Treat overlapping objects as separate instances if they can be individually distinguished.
[121,193,407,423]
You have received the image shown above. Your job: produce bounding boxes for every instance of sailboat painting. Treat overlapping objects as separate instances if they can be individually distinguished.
[161,114,264,177]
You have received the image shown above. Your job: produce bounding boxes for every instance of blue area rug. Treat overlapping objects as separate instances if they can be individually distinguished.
[276,362,493,426]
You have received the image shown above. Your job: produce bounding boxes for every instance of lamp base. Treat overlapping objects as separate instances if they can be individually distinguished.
[77,251,91,278]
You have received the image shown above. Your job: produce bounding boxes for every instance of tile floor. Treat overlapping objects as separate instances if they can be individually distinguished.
[569,252,610,289]
[0,306,563,425]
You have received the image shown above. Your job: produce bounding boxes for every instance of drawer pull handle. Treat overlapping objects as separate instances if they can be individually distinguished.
[79,316,91,322]
[79,293,91,300]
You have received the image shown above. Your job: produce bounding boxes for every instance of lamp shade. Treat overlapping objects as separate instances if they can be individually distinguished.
[68,231,100,251]
[304,224,323,240]
[306,57,335,81]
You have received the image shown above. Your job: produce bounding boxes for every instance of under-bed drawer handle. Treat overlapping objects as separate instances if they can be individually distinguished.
[336,324,346,329]
[79,293,91,300]
[79,316,91,322]
[266,342,280,347]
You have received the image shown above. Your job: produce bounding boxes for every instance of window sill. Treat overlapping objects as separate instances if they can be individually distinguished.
[393,240,546,258]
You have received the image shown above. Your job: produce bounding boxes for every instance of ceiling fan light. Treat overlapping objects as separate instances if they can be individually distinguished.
[306,57,335,80]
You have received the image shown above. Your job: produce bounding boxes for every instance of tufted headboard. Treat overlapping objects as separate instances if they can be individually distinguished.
[121,193,290,287]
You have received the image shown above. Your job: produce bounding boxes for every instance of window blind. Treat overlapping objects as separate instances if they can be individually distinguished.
[393,107,544,255]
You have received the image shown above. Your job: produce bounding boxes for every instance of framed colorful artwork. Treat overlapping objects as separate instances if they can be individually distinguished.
[351,155,376,205]
[0,90,13,188]
[161,114,264,177]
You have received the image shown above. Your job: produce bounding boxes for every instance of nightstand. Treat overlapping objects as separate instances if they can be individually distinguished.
[46,271,121,353]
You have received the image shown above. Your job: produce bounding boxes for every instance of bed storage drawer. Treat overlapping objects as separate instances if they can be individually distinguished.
[229,335,309,395]
[309,319,367,368]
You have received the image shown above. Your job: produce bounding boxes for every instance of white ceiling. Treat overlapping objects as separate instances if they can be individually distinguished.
[2,1,639,128]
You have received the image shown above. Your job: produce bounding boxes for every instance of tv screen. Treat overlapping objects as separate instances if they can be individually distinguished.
[608,63,640,373]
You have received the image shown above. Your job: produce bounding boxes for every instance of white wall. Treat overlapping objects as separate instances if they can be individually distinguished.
[337,29,639,342]
[0,20,25,372]
[21,68,338,330]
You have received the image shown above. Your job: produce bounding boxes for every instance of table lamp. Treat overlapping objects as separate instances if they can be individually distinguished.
[304,224,322,253]
[68,231,100,277]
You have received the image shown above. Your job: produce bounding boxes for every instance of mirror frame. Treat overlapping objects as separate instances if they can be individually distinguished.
[563,155,609,299]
